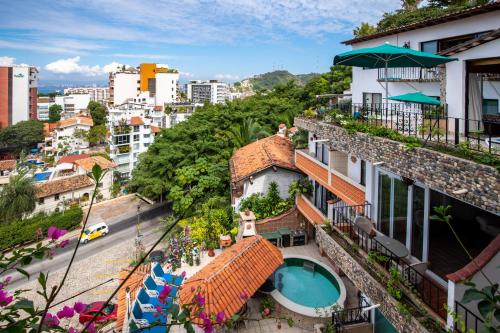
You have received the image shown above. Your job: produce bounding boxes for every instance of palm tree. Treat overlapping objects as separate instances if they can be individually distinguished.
[353,22,377,38]
[225,119,270,148]
[401,0,422,11]
[0,172,37,223]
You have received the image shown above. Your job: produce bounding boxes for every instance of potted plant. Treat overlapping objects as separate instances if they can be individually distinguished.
[207,240,217,257]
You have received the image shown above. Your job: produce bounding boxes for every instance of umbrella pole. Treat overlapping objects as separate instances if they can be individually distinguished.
[385,61,389,114]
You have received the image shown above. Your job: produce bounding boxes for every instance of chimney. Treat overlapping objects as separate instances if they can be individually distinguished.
[277,123,287,137]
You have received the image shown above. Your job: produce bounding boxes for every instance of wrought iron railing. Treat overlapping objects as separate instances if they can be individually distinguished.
[332,203,448,320]
[316,103,499,155]
[378,67,440,82]
[332,305,372,332]
[454,301,485,333]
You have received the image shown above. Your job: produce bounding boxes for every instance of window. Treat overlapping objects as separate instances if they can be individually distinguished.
[483,99,499,115]
[362,93,382,109]
[315,143,329,165]
[143,134,150,138]
[133,134,140,142]
[133,125,140,132]
[360,160,366,186]
[38,198,44,204]
[114,135,130,145]
[144,143,150,147]
[55,194,60,200]
[421,40,438,54]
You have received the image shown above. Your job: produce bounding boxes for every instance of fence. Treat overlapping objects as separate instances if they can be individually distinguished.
[454,301,485,333]
[332,305,372,332]
[377,67,440,81]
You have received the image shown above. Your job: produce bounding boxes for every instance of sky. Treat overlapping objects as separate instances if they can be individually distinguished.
[0,0,400,85]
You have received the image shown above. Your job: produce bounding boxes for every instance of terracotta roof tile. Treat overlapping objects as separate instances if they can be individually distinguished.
[74,156,116,172]
[447,235,500,283]
[115,265,151,332]
[153,106,162,111]
[229,135,298,183]
[179,235,283,324]
[58,116,93,128]
[0,160,16,172]
[150,125,161,133]
[57,154,90,165]
[130,116,144,126]
[36,175,94,198]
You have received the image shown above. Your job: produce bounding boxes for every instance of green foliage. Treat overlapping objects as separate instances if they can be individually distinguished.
[239,182,293,220]
[250,70,319,91]
[288,178,313,199]
[0,207,83,250]
[87,124,107,145]
[291,129,308,149]
[0,172,37,223]
[0,120,44,152]
[224,118,270,149]
[87,101,107,126]
[48,104,62,123]
[353,22,377,37]
[260,295,275,313]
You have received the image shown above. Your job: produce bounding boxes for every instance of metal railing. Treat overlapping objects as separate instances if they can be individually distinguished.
[332,305,372,332]
[317,103,499,156]
[332,203,448,320]
[454,301,485,333]
[378,67,440,82]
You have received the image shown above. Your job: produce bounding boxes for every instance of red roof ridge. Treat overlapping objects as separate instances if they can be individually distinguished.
[446,235,500,283]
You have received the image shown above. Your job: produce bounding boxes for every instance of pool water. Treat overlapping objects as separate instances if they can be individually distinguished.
[274,258,341,308]
[33,172,52,182]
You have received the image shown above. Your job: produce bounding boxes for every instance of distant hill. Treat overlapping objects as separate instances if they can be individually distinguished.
[248,70,320,91]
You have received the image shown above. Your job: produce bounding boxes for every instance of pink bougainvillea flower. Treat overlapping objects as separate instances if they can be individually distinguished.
[216,311,225,324]
[194,293,205,307]
[240,291,249,300]
[0,290,13,307]
[181,271,186,279]
[3,276,12,284]
[190,286,196,292]
[262,308,270,317]
[57,239,70,248]
[73,301,87,314]
[47,226,67,240]
[158,285,172,304]
[68,327,78,333]
[155,305,162,313]
[57,305,75,319]
[203,318,214,333]
[43,313,60,327]
[87,322,96,333]
[198,311,207,319]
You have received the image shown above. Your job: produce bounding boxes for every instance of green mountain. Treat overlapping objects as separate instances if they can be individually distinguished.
[248,70,320,91]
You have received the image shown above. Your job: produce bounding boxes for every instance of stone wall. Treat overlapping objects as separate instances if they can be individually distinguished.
[255,206,304,233]
[315,226,431,333]
[295,117,499,215]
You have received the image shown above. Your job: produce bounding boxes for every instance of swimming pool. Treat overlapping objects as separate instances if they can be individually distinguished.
[271,255,346,317]
[33,172,52,182]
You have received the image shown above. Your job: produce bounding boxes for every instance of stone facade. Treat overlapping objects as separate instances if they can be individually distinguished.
[315,226,431,333]
[295,117,499,215]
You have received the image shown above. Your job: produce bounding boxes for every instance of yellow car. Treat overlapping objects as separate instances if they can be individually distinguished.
[80,223,109,244]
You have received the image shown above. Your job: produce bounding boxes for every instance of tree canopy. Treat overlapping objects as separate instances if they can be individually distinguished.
[130,66,352,218]
[87,101,107,126]
[0,172,37,223]
[48,104,62,123]
[0,120,44,152]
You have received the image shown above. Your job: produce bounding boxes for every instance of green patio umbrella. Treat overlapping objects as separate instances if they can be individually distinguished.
[333,43,456,108]
[388,92,440,106]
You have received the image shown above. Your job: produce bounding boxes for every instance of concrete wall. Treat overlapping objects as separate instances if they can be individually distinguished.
[34,186,94,214]
[114,73,140,105]
[11,67,30,124]
[155,72,179,106]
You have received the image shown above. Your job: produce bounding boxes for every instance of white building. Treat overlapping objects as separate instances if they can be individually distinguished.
[343,4,500,126]
[54,94,91,118]
[154,68,179,106]
[187,80,230,104]
[229,128,303,210]
[0,65,38,128]
[52,116,94,157]
[63,87,109,104]
[37,96,51,121]
[109,69,140,106]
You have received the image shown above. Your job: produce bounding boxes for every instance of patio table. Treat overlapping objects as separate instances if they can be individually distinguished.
[374,234,409,259]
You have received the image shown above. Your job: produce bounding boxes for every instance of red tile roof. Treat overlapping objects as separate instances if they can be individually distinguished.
[57,154,90,165]
[115,266,151,332]
[150,125,161,133]
[0,160,16,172]
[36,175,94,198]
[447,235,500,283]
[229,135,298,183]
[153,106,162,111]
[74,156,116,172]
[130,116,144,125]
[179,236,283,324]
[58,116,93,128]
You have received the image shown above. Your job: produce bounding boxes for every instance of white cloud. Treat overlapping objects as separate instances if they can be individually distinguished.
[45,56,102,76]
[0,39,104,55]
[179,71,194,78]
[0,56,15,66]
[102,62,125,73]
[215,73,240,81]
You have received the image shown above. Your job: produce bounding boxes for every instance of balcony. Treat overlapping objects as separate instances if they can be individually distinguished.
[378,67,439,82]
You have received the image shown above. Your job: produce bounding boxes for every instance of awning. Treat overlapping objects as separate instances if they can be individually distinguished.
[178,236,283,324]
[388,92,441,106]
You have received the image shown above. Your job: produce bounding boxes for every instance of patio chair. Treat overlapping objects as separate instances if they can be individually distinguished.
[403,262,429,285]
[143,276,159,297]
[173,274,184,286]
[152,263,167,284]
[137,288,156,312]
[131,302,150,328]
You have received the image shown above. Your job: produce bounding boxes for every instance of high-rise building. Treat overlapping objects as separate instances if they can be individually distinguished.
[187,80,230,104]
[63,87,109,104]
[108,64,179,107]
[0,65,38,128]
[37,96,51,121]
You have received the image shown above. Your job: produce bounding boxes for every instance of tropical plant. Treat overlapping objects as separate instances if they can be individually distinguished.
[224,118,270,149]
[239,182,293,220]
[292,129,308,149]
[288,178,313,200]
[48,104,62,123]
[0,171,37,223]
[87,101,107,126]
[353,22,377,38]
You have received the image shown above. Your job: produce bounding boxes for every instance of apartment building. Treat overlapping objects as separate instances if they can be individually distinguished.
[54,94,91,118]
[63,87,109,104]
[0,65,38,128]
[37,96,51,121]
[187,80,230,104]
[293,4,500,333]
[108,64,179,107]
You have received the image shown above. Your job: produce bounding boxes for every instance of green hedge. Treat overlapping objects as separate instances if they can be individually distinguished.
[0,207,83,251]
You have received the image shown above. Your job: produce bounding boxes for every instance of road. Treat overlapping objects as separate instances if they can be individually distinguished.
[7,203,171,290]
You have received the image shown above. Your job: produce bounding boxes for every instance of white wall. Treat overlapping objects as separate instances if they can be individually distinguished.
[11,67,30,124]
[347,154,361,183]
[34,185,93,214]
[155,73,179,106]
[114,73,140,105]
[234,168,302,210]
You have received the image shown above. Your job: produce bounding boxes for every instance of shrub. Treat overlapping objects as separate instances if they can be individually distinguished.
[0,207,83,251]
[239,182,293,220]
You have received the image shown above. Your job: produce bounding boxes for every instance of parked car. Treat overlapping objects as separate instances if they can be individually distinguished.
[80,222,109,244]
[78,302,117,324]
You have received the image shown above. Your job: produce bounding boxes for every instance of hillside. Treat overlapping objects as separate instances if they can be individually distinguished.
[248,70,320,91]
